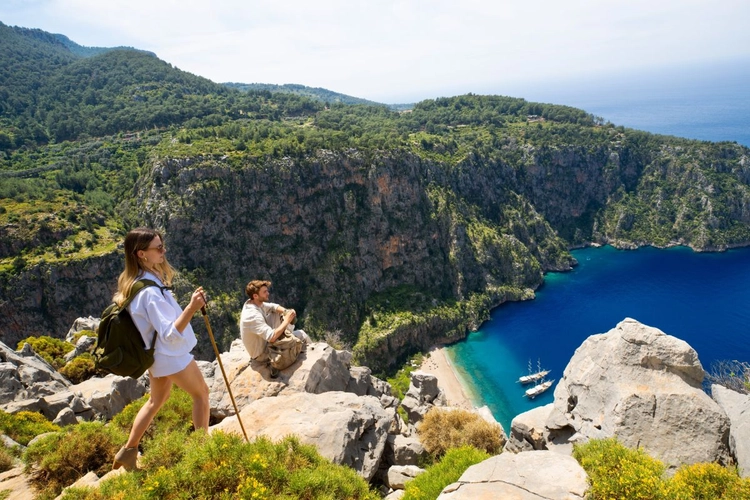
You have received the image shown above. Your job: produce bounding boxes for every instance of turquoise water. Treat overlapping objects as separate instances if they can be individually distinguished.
[448,245,750,432]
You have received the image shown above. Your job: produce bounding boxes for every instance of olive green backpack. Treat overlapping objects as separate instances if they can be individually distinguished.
[94,279,161,378]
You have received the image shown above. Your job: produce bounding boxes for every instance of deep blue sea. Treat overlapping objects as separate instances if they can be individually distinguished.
[448,245,750,432]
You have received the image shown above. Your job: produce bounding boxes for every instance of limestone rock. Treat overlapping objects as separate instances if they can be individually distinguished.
[0,341,70,408]
[65,316,100,342]
[0,465,34,500]
[211,391,394,480]
[385,434,426,466]
[64,334,96,363]
[54,468,126,500]
[504,403,553,453]
[400,371,446,424]
[546,318,731,470]
[437,450,588,499]
[384,491,406,500]
[53,407,77,426]
[1,434,22,451]
[209,340,388,420]
[70,374,149,420]
[712,384,750,478]
[386,465,425,490]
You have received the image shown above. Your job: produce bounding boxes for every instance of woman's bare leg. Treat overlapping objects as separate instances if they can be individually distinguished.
[125,374,173,448]
[168,359,210,431]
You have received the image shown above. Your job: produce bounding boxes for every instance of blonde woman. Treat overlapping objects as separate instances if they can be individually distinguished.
[112,227,209,471]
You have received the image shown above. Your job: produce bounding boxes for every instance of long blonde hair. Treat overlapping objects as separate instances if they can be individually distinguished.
[113,227,176,306]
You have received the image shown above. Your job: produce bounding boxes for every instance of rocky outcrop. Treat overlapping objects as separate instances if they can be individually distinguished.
[712,384,750,478]
[207,340,397,420]
[69,374,148,421]
[504,403,552,453]
[210,391,393,481]
[0,339,147,422]
[0,341,71,406]
[437,450,588,499]
[384,434,426,466]
[385,465,425,490]
[65,316,99,342]
[545,318,730,470]
[400,371,447,425]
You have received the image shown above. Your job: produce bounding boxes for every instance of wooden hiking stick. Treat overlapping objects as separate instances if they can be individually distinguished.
[200,293,249,442]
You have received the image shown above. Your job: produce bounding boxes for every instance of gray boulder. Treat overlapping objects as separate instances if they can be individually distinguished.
[504,403,553,453]
[209,340,393,420]
[400,371,446,424]
[65,316,100,342]
[712,384,750,477]
[211,391,394,481]
[385,465,425,490]
[546,318,731,471]
[63,335,96,363]
[384,491,405,500]
[0,341,70,409]
[385,434,427,466]
[3,390,90,421]
[438,450,588,499]
[70,374,149,420]
[53,407,78,426]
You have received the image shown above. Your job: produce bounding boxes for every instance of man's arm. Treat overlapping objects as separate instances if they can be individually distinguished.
[269,309,296,343]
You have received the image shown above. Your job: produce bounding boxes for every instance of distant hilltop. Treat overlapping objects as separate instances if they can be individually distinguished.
[223,82,414,111]
[0,20,155,58]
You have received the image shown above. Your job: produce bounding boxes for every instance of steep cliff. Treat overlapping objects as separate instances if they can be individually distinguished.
[127,149,571,365]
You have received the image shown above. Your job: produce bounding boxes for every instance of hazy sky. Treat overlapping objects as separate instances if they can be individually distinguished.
[2,0,749,103]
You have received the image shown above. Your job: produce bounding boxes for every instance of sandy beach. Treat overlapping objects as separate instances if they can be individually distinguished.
[419,345,475,410]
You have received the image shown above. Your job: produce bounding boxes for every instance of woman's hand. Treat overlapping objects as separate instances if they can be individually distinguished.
[188,286,206,313]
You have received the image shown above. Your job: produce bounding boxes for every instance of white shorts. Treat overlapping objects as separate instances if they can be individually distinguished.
[150,351,194,378]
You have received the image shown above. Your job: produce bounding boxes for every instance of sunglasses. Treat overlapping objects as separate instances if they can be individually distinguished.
[146,244,166,253]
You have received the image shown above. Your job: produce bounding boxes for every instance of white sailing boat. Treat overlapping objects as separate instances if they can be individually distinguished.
[525,379,554,399]
[518,359,550,385]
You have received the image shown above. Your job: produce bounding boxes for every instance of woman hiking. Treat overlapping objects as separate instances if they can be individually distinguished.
[112,227,210,471]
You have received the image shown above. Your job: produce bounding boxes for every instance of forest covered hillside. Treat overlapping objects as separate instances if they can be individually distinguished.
[1,21,749,373]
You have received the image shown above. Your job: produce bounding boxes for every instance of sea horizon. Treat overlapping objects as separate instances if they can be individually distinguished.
[497,58,750,148]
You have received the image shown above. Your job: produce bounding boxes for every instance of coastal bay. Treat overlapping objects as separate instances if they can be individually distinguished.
[447,245,750,432]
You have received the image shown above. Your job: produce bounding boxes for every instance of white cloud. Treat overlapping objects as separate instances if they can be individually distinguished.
[1,0,749,102]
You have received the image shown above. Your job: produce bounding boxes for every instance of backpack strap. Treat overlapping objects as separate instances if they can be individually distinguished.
[123,279,167,351]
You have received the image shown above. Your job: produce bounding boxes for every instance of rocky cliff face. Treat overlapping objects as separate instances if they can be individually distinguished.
[2,139,749,366]
[0,253,120,349]
[131,149,573,353]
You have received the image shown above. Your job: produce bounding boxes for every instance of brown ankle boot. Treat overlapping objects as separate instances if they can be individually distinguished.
[113,446,139,471]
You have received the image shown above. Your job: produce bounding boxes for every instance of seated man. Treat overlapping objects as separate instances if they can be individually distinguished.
[239,279,310,377]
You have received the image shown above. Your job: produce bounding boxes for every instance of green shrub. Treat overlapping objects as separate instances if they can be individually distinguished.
[573,438,669,499]
[71,330,97,345]
[0,444,14,473]
[61,432,379,500]
[386,353,424,401]
[418,407,504,458]
[666,462,750,500]
[60,353,98,384]
[16,335,74,369]
[23,421,126,499]
[574,438,750,500]
[0,410,60,446]
[111,388,193,446]
[402,445,490,500]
